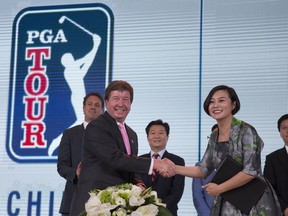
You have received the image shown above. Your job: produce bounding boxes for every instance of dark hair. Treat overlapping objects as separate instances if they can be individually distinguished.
[105,80,134,103]
[83,92,104,109]
[277,114,288,132]
[145,119,170,136]
[203,85,241,116]
[211,124,218,132]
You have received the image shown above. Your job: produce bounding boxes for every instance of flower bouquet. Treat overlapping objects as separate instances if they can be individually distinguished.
[79,183,173,216]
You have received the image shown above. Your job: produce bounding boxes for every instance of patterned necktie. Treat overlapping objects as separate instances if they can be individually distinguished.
[152,153,160,181]
[118,123,131,155]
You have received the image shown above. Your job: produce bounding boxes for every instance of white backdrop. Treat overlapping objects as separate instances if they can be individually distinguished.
[1,0,288,215]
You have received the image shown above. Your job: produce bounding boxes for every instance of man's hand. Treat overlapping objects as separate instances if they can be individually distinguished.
[284,207,288,216]
[154,158,175,177]
[76,162,82,177]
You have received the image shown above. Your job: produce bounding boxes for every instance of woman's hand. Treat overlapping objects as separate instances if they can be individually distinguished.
[155,158,175,177]
[202,182,222,197]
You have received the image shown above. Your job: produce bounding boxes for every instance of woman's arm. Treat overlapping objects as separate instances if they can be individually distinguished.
[203,171,254,197]
[175,165,205,178]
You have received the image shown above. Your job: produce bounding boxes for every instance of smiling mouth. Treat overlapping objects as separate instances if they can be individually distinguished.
[213,110,221,114]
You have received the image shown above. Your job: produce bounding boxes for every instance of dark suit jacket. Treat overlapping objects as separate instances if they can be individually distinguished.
[264,147,288,212]
[139,151,185,216]
[57,124,85,214]
[69,111,151,216]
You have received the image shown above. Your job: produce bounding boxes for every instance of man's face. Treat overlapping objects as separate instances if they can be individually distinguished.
[83,95,103,122]
[105,90,131,123]
[280,119,288,146]
[147,125,168,152]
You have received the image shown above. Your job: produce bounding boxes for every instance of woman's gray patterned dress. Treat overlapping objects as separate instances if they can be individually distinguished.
[198,118,282,216]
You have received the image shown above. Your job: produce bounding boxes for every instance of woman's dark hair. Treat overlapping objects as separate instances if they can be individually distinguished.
[203,85,240,116]
[211,124,218,132]
[104,80,134,103]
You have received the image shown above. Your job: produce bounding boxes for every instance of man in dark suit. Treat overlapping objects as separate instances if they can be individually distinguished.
[264,114,288,216]
[139,119,185,216]
[69,80,175,216]
[57,92,104,215]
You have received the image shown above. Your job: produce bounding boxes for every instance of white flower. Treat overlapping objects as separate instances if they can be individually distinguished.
[129,195,145,207]
[130,185,142,197]
[84,183,170,216]
[111,207,127,216]
[94,208,112,216]
[149,191,158,199]
[130,212,142,216]
[85,194,102,215]
[114,196,127,207]
[94,204,118,216]
[131,204,159,216]
[146,191,166,207]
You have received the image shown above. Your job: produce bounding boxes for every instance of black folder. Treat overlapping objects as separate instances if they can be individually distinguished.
[210,156,266,215]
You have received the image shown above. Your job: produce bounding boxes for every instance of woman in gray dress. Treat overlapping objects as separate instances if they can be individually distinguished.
[172,85,282,215]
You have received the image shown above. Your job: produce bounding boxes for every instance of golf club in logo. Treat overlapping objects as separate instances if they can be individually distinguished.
[7,3,114,163]
[59,15,95,37]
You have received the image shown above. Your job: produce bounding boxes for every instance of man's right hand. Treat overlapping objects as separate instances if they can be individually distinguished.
[76,162,82,177]
[284,207,288,216]
[154,158,175,177]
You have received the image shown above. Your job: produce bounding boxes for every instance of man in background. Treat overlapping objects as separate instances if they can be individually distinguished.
[264,114,288,216]
[57,92,104,215]
[139,119,185,216]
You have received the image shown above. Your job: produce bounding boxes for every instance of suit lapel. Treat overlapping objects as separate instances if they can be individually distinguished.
[278,147,288,172]
[104,112,127,153]
[162,150,169,159]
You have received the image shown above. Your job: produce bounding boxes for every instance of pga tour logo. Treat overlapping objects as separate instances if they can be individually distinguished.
[7,4,113,163]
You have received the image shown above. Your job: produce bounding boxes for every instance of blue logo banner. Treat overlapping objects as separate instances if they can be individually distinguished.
[7,3,114,163]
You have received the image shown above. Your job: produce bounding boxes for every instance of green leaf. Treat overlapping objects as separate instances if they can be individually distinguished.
[141,186,152,197]
[115,183,133,190]
[79,210,87,216]
[157,206,173,216]
[144,195,156,204]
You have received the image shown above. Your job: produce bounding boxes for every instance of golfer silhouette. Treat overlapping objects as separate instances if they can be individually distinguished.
[48,16,101,156]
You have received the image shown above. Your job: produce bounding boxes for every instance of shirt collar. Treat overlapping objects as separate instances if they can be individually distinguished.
[117,121,125,126]
[83,121,89,129]
[150,149,166,159]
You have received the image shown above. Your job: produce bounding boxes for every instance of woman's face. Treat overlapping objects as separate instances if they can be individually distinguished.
[208,89,235,121]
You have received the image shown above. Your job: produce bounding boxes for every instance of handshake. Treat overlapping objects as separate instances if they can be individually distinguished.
[153,158,176,177]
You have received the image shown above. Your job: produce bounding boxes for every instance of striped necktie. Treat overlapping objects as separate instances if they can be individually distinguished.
[152,153,160,181]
